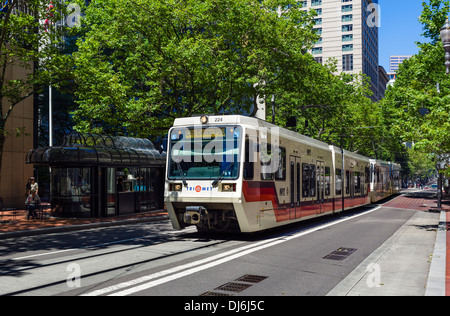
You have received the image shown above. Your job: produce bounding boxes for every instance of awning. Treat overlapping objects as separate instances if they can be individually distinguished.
[26,132,166,167]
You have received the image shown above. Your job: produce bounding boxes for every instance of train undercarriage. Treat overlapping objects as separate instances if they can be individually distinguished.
[171,202,240,232]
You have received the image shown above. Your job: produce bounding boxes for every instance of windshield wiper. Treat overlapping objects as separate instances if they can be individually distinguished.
[176,161,188,187]
[212,162,234,188]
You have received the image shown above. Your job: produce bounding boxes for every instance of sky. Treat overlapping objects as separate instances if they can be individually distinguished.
[378,0,428,72]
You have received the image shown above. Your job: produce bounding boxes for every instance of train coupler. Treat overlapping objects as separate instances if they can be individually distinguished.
[184,206,208,225]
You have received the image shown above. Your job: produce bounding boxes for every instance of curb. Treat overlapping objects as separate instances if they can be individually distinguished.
[425,211,447,296]
[0,214,169,240]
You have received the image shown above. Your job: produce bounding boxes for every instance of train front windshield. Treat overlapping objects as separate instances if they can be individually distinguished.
[168,126,242,180]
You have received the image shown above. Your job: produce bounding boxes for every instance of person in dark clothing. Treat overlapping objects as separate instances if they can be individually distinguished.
[25,189,41,220]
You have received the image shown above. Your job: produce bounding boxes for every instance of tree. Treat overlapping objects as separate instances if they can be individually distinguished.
[381,0,450,177]
[0,0,75,181]
[71,0,320,137]
[419,0,450,44]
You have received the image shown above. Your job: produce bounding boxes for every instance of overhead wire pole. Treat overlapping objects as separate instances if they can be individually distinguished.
[44,1,54,146]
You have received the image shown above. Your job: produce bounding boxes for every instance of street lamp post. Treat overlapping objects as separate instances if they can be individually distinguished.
[440,18,450,74]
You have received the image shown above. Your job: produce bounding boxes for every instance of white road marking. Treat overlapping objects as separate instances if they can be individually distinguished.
[83,205,382,296]
[13,227,196,261]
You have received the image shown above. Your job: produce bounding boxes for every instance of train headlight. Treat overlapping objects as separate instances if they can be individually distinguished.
[200,115,208,124]
[221,183,236,192]
[170,183,183,192]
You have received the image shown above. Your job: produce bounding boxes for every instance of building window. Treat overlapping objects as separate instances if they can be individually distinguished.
[311,0,322,6]
[343,54,353,71]
[342,14,353,22]
[342,34,353,42]
[312,47,323,54]
[314,57,323,64]
[342,44,353,52]
[342,24,353,32]
[342,4,352,12]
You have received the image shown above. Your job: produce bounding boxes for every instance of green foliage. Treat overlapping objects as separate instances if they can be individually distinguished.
[70,0,402,162]
[72,0,320,137]
[419,0,450,44]
[381,0,450,176]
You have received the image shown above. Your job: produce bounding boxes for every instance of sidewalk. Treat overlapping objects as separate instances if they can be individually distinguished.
[329,188,450,296]
[0,208,169,239]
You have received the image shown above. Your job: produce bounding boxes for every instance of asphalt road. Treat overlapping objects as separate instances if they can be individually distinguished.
[0,204,420,297]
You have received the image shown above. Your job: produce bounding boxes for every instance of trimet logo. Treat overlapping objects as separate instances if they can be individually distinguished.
[187,186,213,192]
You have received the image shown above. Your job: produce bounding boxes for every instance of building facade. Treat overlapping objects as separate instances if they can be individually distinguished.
[0,1,36,208]
[390,55,411,73]
[1,64,35,208]
[303,0,382,100]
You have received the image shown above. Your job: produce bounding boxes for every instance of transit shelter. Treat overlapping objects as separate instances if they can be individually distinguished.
[26,132,166,218]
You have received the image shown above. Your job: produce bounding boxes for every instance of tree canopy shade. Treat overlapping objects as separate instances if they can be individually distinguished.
[70,0,402,163]
[71,0,320,137]
[0,0,78,181]
[380,0,450,176]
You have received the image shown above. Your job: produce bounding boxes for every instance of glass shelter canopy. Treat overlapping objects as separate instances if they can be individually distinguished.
[26,132,166,167]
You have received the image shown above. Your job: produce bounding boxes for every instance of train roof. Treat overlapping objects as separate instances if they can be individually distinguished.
[172,115,331,150]
[172,115,400,167]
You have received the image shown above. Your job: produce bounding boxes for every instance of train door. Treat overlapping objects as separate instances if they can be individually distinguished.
[290,156,301,219]
[316,161,325,214]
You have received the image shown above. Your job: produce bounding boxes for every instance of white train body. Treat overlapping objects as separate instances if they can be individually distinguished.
[165,115,400,233]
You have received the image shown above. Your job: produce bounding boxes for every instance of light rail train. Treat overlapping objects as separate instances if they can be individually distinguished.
[164,115,400,233]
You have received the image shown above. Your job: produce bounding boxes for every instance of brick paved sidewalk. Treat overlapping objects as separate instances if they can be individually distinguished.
[384,190,450,212]
[0,208,168,234]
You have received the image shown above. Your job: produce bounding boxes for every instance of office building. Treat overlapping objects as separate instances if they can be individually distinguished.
[302,0,382,100]
[0,0,35,208]
[390,55,411,73]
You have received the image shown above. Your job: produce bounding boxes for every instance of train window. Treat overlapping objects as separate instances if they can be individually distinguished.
[310,164,316,197]
[345,170,350,195]
[370,164,374,183]
[335,169,342,195]
[302,163,310,197]
[260,143,273,180]
[354,172,361,194]
[275,147,286,181]
[244,139,254,180]
[290,161,294,205]
[297,163,301,202]
[325,167,330,196]
[365,167,370,184]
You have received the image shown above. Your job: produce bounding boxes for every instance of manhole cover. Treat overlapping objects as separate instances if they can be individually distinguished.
[200,291,233,296]
[323,247,357,261]
[215,282,252,293]
[235,274,268,283]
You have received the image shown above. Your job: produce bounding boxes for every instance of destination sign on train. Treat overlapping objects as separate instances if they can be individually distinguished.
[171,127,240,140]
